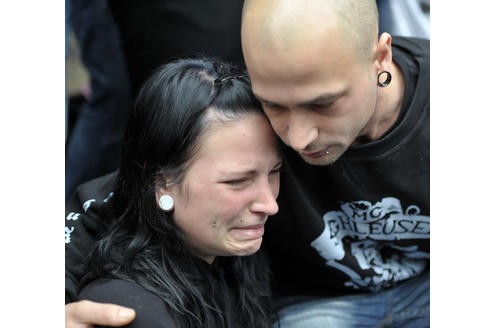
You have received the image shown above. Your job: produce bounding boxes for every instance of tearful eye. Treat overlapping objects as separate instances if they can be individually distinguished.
[270,162,283,176]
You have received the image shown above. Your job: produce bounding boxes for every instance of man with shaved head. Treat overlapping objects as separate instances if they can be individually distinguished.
[242,0,405,165]
[66,0,429,326]
[239,1,429,326]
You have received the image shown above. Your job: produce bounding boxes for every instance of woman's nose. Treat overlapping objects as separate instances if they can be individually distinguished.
[251,180,279,216]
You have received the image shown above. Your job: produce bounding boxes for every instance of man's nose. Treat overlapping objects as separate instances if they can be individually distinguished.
[286,109,318,151]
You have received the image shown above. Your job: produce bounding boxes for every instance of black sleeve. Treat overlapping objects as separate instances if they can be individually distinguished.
[65,172,117,303]
[78,278,177,328]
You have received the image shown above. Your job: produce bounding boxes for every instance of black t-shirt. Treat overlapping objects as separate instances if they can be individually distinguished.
[265,36,430,296]
[65,36,430,301]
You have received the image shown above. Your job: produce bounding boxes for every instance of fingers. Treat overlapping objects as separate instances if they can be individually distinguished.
[65,300,136,328]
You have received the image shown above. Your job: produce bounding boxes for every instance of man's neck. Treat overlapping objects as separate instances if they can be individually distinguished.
[355,61,405,144]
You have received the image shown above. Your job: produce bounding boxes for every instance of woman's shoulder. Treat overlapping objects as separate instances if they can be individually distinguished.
[79,278,177,327]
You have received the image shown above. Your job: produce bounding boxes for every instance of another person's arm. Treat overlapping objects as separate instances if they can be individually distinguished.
[66,172,136,327]
[65,300,136,328]
[65,172,116,301]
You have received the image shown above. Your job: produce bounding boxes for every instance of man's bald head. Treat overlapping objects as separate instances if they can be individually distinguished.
[242,0,379,63]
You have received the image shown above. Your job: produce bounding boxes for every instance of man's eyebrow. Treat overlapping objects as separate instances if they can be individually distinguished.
[253,94,276,105]
[298,92,344,107]
[254,91,344,107]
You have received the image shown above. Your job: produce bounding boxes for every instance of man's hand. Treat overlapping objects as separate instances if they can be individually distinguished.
[65,300,136,328]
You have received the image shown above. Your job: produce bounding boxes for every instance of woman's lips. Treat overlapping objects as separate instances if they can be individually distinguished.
[230,224,265,239]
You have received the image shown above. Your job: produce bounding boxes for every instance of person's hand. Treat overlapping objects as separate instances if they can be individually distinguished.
[65,300,136,328]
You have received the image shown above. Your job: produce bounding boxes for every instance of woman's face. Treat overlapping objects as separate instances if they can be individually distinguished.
[159,112,282,263]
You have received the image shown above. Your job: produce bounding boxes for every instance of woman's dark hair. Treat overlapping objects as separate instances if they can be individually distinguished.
[90,58,275,327]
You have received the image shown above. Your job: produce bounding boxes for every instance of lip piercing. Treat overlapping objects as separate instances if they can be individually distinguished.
[325,151,330,155]
[212,221,217,228]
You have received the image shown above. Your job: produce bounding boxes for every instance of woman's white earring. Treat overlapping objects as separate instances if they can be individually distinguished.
[159,195,175,212]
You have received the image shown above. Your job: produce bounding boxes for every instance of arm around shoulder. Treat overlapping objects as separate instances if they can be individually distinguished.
[77,278,177,328]
[65,172,117,302]
[65,299,136,328]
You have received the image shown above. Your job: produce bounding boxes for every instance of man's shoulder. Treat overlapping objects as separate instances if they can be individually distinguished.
[392,36,429,55]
